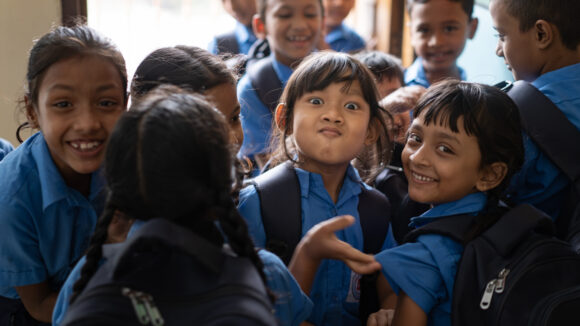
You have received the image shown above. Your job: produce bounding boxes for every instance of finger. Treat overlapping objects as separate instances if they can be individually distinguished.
[366,314,377,326]
[345,260,382,275]
[319,215,355,233]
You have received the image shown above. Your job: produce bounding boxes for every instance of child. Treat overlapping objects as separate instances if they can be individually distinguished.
[0,25,128,324]
[238,51,393,325]
[374,85,430,243]
[237,0,324,170]
[356,51,404,99]
[319,0,366,53]
[368,80,525,326]
[53,87,381,326]
[404,0,478,87]
[209,0,258,55]
[489,0,580,220]
[0,138,14,161]
[130,45,243,148]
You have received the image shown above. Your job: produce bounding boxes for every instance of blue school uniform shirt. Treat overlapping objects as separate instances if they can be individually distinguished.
[238,164,395,326]
[404,57,467,88]
[507,62,580,220]
[238,55,293,158]
[208,22,257,55]
[53,220,312,326]
[0,132,104,299]
[0,138,14,161]
[375,192,486,326]
[325,23,366,53]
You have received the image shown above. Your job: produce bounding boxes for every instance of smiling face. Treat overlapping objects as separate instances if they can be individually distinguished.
[204,82,243,148]
[291,80,373,173]
[489,0,540,81]
[409,0,477,76]
[28,55,126,186]
[260,0,323,67]
[402,111,485,204]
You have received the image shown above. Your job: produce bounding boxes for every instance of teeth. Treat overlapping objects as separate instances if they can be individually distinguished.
[71,141,101,151]
[412,172,434,182]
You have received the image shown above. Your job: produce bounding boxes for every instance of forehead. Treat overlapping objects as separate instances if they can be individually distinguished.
[410,0,469,24]
[39,55,122,91]
[267,0,321,11]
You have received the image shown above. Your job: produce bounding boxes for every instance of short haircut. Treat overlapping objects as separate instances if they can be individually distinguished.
[356,51,404,86]
[256,0,324,22]
[406,0,475,20]
[496,0,580,50]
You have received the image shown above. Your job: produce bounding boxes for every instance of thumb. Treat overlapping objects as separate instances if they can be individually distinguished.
[321,215,356,233]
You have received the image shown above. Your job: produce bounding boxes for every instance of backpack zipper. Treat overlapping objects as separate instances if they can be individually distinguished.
[122,287,165,326]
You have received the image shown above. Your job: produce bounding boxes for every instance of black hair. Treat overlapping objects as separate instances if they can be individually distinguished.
[271,51,393,182]
[17,24,128,143]
[130,46,236,100]
[494,0,580,50]
[356,51,405,87]
[406,0,475,20]
[256,0,324,22]
[70,86,268,302]
[413,80,524,241]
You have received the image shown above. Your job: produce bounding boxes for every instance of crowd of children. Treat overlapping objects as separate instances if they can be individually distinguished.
[1,0,579,325]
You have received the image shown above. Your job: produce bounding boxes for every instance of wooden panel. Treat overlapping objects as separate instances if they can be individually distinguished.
[375,0,404,58]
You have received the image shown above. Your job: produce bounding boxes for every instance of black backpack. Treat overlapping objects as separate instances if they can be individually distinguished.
[61,219,276,326]
[499,80,580,252]
[214,31,240,55]
[405,203,580,326]
[246,55,283,114]
[248,161,391,323]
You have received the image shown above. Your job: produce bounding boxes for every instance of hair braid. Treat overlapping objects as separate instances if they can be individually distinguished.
[69,201,116,303]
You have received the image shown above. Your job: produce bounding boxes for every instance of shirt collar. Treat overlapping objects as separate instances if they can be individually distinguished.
[271,55,294,85]
[31,132,106,211]
[532,62,580,90]
[404,57,467,87]
[294,164,362,206]
[235,22,256,44]
[325,23,347,43]
[410,192,487,228]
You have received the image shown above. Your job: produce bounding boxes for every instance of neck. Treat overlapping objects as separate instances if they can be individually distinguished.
[540,45,580,76]
[65,173,92,198]
[298,160,349,203]
[424,64,461,86]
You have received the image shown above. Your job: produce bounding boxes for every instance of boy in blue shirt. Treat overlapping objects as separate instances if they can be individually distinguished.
[319,0,366,53]
[237,0,324,168]
[489,0,580,220]
[209,0,258,55]
[404,0,478,87]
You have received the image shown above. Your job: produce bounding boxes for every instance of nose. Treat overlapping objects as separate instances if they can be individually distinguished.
[495,41,504,57]
[427,31,441,47]
[408,143,429,167]
[322,105,344,124]
[74,105,101,132]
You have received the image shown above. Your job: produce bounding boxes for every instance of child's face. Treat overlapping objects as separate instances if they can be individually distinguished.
[392,111,411,144]
[323,0,356,29]
[291,80,373,173]
[222,0,257,26]
[28,55,125,184]
[409,0,477,74]
[259,0,323,67]
[376,76,402,99]
[204,82,244,148]
[402,112,486,204]
[489,0,540,82]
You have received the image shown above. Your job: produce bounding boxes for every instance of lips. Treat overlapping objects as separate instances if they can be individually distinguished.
[319,126,342,137]
[411,171,436,183]
[68,140,103,152]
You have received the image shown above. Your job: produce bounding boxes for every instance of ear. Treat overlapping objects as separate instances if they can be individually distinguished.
[252,14,266,40]
[364,118,380,146]
[24,96,39,129]
[467,17,479,39]
[476,162,508,192]
[275,103,290,132]
[533,19,554,50]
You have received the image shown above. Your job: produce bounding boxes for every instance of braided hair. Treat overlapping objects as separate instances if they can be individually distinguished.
[70,86,268,302]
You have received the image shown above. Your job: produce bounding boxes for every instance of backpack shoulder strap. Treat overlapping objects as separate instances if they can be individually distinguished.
[358,186,391,254]
[215,31,240,54]
[403,214,474,244]
[251,161,301,265]
[111,219,225,278]
[506,80,580,192]
[247,56,284,113]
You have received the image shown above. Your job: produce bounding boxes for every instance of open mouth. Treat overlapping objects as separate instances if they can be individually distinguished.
[411,171,436,183]
[69,140,103,152]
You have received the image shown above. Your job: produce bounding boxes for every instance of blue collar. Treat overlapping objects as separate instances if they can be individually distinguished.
[325,23,348,43]
[532,62,580,89]
[410,192,487,228]
[270,55,294,85]
[235,22,256,44]
[405,57,467,87]
[30,132,105,211]
[294,164,363,206]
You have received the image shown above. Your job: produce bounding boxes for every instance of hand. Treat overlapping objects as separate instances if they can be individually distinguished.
[367,309,395,326]
[105,211,134,244]
[297,215,381,275]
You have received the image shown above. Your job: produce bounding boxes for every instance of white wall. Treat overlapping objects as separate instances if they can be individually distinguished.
[0,0,61,147]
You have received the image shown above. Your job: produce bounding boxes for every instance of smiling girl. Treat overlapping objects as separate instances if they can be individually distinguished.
[0,25,127,325]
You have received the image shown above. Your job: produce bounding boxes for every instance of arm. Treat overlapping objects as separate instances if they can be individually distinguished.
[15,282,57,323]
[391,291,427,326]
[366,273,397,326]
[288,215,381,294]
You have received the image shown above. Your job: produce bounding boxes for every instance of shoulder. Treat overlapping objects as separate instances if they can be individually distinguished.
[0,136,41,202]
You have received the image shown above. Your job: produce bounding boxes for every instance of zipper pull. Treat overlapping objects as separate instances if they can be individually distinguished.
[480,279,497,310]
[495,268,510,293]
[122,287,150,325]
[141,293,165,326]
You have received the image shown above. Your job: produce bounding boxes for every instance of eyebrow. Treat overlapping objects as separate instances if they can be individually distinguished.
[47,83,120,93]
[434,130,461,144]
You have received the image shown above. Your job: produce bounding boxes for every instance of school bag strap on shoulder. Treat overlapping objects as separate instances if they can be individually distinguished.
[247,55,284,113]
[215,31,240,55]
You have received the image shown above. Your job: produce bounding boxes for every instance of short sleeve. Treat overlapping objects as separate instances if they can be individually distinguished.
[259,249,313,326]
[237,185,267,247]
